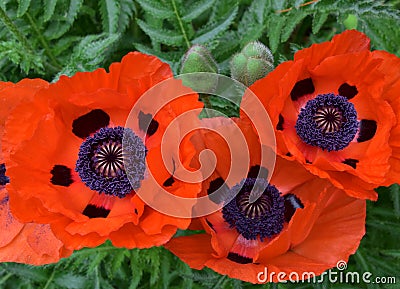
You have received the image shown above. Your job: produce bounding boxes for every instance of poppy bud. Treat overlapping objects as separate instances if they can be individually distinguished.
[180,45,218,74]
[180,45,219,95]
[230,41,274,87]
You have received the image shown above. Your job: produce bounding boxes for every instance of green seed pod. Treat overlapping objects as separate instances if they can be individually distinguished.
[230,41,274,87]
[180,45,218,74]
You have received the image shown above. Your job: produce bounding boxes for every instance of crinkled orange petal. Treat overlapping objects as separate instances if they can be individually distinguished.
[110,52,173,94]
[0,189,70,264]
[50,218,107,250]
[111,223,177,249]
[0,189,24,246]
[164,234,213,270]
[294,29,370,68]
[292,188,366,264]
[372,51,400,185]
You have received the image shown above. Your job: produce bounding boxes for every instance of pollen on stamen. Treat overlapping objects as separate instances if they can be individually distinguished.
[75,126,146,198]
[295,93,359,151]
[222,178,285,241]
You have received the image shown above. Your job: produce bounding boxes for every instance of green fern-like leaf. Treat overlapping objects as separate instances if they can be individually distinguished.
[99,0,120,34]
[43,0,57,22]
[136,0,174,19]
[312,10,329,34]
[137,19,184,46]
[117,0,136,33]
[181,0,216,21]
[192,4,238,44]
[53,273,88,289]
[266,13,287,52]
[44,0,84,40]
[16,0,30,17]
[237,0,270,45]
[55,33,120,79]
[281,9,309,43]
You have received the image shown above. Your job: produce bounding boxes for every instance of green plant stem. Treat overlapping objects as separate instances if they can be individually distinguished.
[42,269,56,289]
[171,0,190,49]
[25,12,62,70]
[0,6,32,52]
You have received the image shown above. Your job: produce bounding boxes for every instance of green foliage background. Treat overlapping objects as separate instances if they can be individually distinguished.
[0,0,399,288]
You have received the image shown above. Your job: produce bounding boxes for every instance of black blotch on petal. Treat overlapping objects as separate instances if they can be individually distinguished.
[0,163,9,186]
[134,209,138,214]
[205,219,215,231]
[343,158,359,169]
[286,152,293,157]
[139,111,159,136]
[72,109,110,139]
[163,176,175,187]
[50,165,73,187]
[83,204,110,218]
[284,194,304,223]
[305,160,312,164]
[227,252,253,264]
[207,177,229,204]
[247,165,268,179]
[276,114,284,131]
[338,83,358,100]
[357,120,377,143]
[290,78,315,101]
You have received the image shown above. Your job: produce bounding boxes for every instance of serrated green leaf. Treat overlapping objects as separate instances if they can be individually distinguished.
[3,264,48,282]
[44,0,84,39]
[111,249,128,275]
[237,0,268,44]
[17,0,31,17]
[43,0,57,22]
[312,10,329,34]
[53,273,88,289]
[281,9,308,42]
[137,19,184,46]
[99,0,120,33]
[192,6,238,44]
[209,0,238,21]
[266,13,286,52]
[136,0,174,19]
[118,0,136,32]
[182,0,216,21]
[67,0,84,23]
[55,33,119,79]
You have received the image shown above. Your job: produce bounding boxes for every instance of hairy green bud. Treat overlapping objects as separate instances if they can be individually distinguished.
[180,45,218,74]
[230,41,274,87]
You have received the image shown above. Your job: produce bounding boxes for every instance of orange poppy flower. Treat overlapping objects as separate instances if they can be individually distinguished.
[165,117,366,283]
[0,79,71,264]
[241,30,400,200]
[3,52,203,250]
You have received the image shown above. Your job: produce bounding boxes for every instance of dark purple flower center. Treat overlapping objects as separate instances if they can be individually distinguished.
[75,126,146,198]
[222,178,285,241]
[295,93,359,151]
